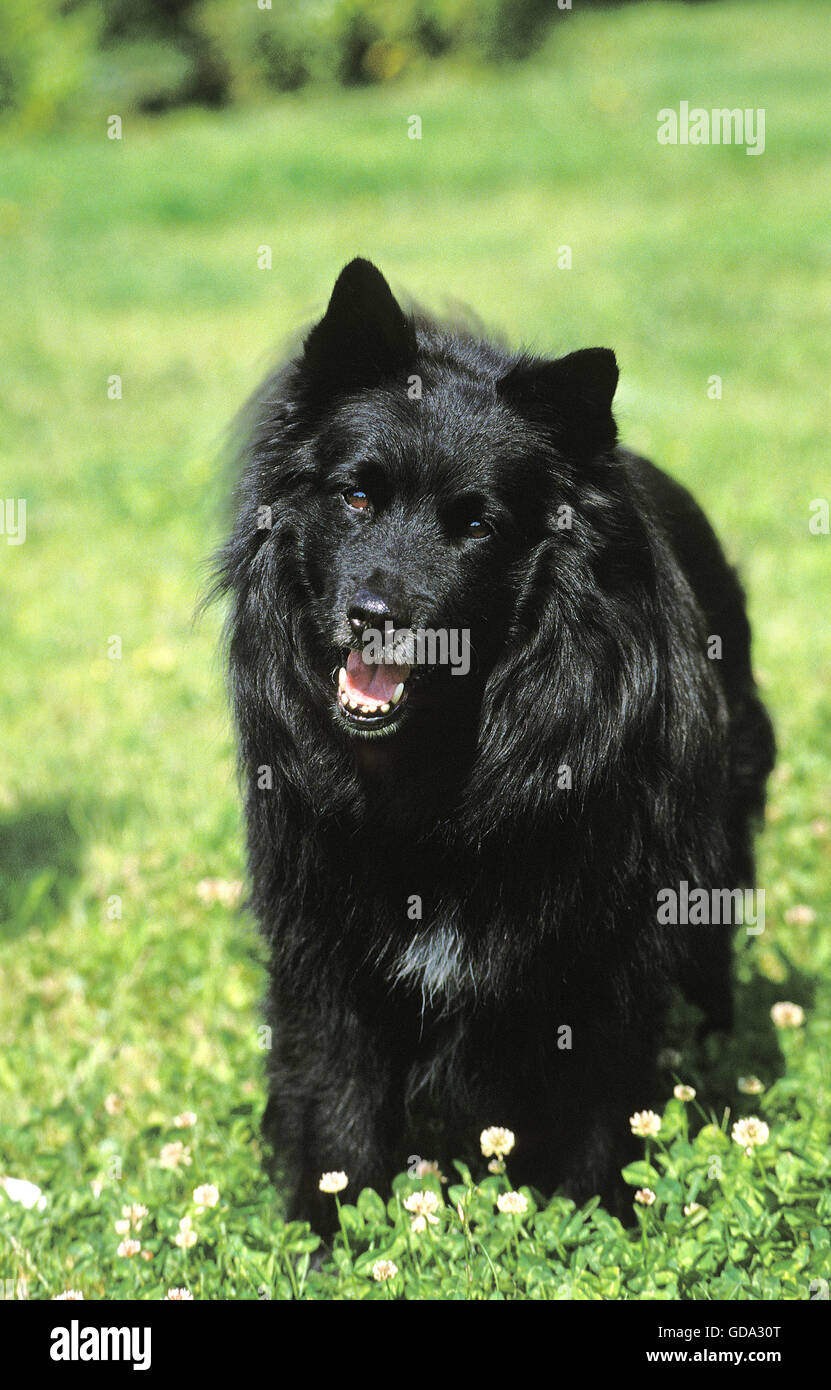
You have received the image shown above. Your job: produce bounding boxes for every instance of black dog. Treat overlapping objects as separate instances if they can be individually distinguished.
[216,259,774,1235]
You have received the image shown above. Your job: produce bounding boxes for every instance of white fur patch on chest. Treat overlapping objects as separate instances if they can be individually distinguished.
[391,923,472,1006]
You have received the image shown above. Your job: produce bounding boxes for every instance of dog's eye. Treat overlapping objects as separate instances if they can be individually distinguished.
[448,503,493,540]
[343,488,370,512]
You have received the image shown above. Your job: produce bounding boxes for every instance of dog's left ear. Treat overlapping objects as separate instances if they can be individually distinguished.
[302,258,417,392]
[498,348,619,456]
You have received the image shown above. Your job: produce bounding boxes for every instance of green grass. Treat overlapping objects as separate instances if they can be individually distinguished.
[1,0,830,1299]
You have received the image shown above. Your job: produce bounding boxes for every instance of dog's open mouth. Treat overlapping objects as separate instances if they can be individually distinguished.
[337,649,411,732]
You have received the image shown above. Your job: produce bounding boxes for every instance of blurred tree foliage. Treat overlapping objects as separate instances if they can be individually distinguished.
[0,0,634,128]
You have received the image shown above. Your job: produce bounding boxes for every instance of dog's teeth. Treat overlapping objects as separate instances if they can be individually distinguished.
[340,691,349,705]
[338,667,347,688]
[391,683,404,706]
[348,699,358,710]
[361,705,371,714]
[380,702,390,713]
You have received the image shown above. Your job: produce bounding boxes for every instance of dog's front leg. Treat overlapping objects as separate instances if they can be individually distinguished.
[262,996,402,1239]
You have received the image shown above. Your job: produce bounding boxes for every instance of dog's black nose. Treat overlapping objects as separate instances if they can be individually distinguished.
[347,588,395,636]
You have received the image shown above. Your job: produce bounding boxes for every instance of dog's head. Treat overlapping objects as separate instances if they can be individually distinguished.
[303,261,622,740]
[218,261,721,827]
[222,260,631,743]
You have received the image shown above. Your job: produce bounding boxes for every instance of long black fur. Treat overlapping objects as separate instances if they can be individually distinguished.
[214,259,775,1235]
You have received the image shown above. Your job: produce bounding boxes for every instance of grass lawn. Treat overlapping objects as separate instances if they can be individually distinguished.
[1,0,829,1298]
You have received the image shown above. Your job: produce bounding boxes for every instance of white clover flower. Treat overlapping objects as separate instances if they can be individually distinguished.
[159,1141,192,1170]
[784,905,815,926]
[635,1188,656,1206]
[629,1110,661,1138]
[196,878,242,908]
[496,1191,528,1215]
[412,1159,446,1182]
[121,1202,148,1230]
[404,1190,440,1229]
[117,1239,141,1257]
[53,1290,84,1300]
[480,1126,515,1159]
[193,1184,219,1210]
[732,1116,769,1150]
[403,1190,440,1216]
[318,1171,348,1194]
[673,1084,696,1102]
[738,1076,765,1095]
[771,1001,805,1029]
[372,1259,398,1282]
[0,1177,47,1210]
[114,1219,131,1236]
[174,1215,197,1249]
[683,1203,705,1216]
[166,1287,194,1299]
[104,1093,124,1115]
[173,1111,197,1129]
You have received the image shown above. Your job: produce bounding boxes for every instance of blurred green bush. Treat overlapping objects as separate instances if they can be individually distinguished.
[0,0,613,128]
[0,2,100,130]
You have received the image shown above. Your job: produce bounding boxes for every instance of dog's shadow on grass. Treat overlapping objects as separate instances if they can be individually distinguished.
[663,957,817,1121]
[0,799,88,941]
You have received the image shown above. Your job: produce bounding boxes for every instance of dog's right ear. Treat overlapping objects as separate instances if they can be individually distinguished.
[302,259,417,392]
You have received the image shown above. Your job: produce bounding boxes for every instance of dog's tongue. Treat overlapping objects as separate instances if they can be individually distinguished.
[344,650,408,704]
